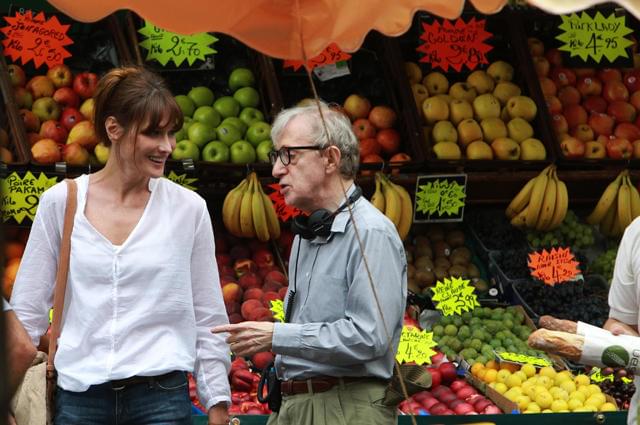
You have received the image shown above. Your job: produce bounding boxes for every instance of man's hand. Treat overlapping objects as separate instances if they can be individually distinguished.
[8,413,17,425]
[212,322,275,357]
[208,402,229,425]
[604,318,639,336]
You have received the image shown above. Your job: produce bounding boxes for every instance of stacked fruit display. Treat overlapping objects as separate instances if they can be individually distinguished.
[222,172,280,241]
[404,224,489,297]
[405,60,546,161]
[470,362,616,413]
[399,367,503,415]
[506,165,568,231]
[430,306,549,365]
[8,64,99,166]
[2,227,28,301]
[529,37,640,159]
[526,210,595,250]
[586,170,640,237]
[216,230,290,324]
[172,68,272,164]
[338,94,411,164]
[370,173,413,240]
[589,248,618,284]
[227,357,271,415]
[0,127,16,163]
[589,367,635,410]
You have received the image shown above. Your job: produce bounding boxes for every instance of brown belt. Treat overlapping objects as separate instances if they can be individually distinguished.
[110,371,184,390]
[280,376,387,396]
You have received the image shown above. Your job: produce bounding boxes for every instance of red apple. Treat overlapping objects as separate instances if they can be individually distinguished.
[428,368,441,389]
[422,397,440,410]
[624,69,640,92]
[352,118,376,140]
[558,86,581,107]
[449,380,468,392]
[630,91,640,111]
[72,72,99,100]
[608,101,637,123]
[484,405,502,414]
[53,87,80,109]
[603,81,630,102]
[368,106,397,129]
[473,399,493,413]
[66,120,97,149]
[46,64,73,88]
[438,362,457,385]
[545,48,563,67]
[615,123,640,141]
[429,402,448,415]
[563,104,588,128]
[376,128,401,155]
[26,132,43,146]
[19,109,40,132]
[561,136,586,158]
[532,56,550,77]
[583,96,608,114]
[454,402,475,415]
[599,68,623,83]
[574,68,596,78]
[544,95,562,114]
[551,114,569,135]
[14,87,33,109]
[571,124,594,142]
[7,64,26,87]
[360,137,381,158]
[455,386,477,400]
[576,76,602,97]
[31,138,61,164]
[589,112,615,136]
[550,67,576,88]
[26,75,55,99]
[252,248,274,268]
[606,137,633,159]
[39,120,68,144]
[343,94,371,121]
[538,77,557,96]
[62,142,90,166]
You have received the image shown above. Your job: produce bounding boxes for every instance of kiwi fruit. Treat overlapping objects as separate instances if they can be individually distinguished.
[434,257,451,269]
[446,230,465,248]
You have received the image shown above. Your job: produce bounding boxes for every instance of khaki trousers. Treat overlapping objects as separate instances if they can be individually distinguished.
[266,380,396,425]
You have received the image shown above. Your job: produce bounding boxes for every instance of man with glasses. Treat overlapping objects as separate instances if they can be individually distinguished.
[214,102,407,425]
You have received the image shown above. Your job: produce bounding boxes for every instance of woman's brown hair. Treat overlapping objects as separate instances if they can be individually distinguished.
[93,66,182,148]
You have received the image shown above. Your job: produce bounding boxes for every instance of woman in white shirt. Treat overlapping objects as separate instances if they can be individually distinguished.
[10,67,231,425]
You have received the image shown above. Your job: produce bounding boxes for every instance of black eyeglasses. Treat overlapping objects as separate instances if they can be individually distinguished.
[268,145,325,166]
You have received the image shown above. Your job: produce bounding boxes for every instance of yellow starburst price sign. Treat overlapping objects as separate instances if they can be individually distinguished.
[414,174,466,222]
[1,171,58,223]
[396,326,438,365]
[139,21,217,67]
[270,300,285,323]
[165,171,198,191]
[557,11,633,63]
[431,276,479,316]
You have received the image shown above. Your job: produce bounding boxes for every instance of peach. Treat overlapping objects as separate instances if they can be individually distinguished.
[551,114,569,135]
[614,122,640,141]
[222,283,243,304]
[241,299,264,320]
[229,313,243,324]
[558,86,581,107]
[550,67,576,88]
[608,101,637,123]
[278,286,288,300]
[252,248,274,268]
[243,288,264,301]
[264,270,288,286]
[583,96,608,114]
[262,281,284,293]
[538,77,557,96]
[252,352,275,370]
[588,113,615,136]
[262,291,281,308]
[234,259,258,276]
[544,96,562,114]
[238,272,262,290]
[246,307,272,322]
[630,90,640,111]
[603,81,629,103]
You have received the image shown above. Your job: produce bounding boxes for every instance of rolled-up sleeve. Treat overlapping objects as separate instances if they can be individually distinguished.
[609,225,639,326]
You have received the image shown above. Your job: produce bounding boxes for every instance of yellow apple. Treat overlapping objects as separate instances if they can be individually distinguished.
[480,117,508,142]
[432,141,461,160]
[432,121,457,144]
[422,72,449,95]
[473,94,501,121]
[405,62,422,84]
[466,140,494,160]
[507,118,534,143]
[449,82,477,103]
[467,70,495,94]
[491,137,520,160]
[411,84,430,111]
[422,97,449,124]
[520,138,547,160]
[507,96,537,122]
[487,60,514,83]
[449,100,474,125]
[457,119,483,147]
[493,82,522,106]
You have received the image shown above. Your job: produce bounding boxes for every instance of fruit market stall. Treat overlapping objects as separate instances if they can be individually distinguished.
[5,1,640,425]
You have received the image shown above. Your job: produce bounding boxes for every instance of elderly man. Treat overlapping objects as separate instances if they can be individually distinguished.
[214,102,407,425]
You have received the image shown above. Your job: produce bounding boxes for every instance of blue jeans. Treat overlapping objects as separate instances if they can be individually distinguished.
[55,371,192,425]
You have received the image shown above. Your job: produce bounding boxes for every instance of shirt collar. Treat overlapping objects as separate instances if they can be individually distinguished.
[310,184,358,244]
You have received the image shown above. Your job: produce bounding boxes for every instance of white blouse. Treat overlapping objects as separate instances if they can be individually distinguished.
[10,174,230,409]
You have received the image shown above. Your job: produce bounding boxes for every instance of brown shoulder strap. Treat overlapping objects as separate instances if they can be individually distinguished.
[47,179,78,376]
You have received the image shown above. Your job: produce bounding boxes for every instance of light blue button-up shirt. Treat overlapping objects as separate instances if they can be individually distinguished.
[272,188,407,380]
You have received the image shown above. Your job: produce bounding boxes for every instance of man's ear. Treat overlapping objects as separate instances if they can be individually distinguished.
[324,145,341,174]
[105,116,123,142]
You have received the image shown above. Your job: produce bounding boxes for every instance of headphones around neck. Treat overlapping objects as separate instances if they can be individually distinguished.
[290,186,363,240]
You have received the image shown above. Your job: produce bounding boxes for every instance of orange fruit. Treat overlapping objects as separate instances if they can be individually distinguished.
[500,362,520,373]
[4,241,24,261]
[486,360,499,370]
[471,362,485,377]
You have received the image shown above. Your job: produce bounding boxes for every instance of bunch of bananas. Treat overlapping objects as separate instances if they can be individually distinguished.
[371,172,413,241]
[586,170,640,237]
[506,165,568,231]
[223,172,280,241]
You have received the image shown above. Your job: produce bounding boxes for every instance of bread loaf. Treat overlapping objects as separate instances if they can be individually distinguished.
[538,315,578,333]
[528,329,584,362]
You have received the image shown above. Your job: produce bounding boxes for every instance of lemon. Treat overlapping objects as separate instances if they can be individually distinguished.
[516,395,531,410]
[567,398,583,411]
[560,380,576,394]
[586,384,602,396]
[496,369,512,384]
[585,394,606,409]
[514,371,528,382]
[494,382,508,394]
[600,402,617,412]
[549,387,569,401]
[542,409,553,413]
[539,366,556,379]
[537,376,553,389]
[483,368,498,383]
[505,388,522,402]
[521,363,536,378]
[578,386,591,397]
[526,402,541,413]
[525,386,538,399]
[569,391,586,403]
[551,399,569,412]
[535,391,553,409]
[506,374,523,388]
[554,372,572,386]
[574,374,590,386]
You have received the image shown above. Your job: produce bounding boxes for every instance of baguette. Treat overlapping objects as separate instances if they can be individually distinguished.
[528,329,584,362]
[538,315,578,333]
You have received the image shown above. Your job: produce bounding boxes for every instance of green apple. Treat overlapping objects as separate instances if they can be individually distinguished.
[230,140,256,164]
[94,142,111,165]
[175,95,195,118]
[187,122,217,149]
[233,86,260,108]
[193,106,221,128]
[174,127,186,142]
[246,122,272,147]
[229,68,255,91]
[216,123,243,147]
[213,96,241,119]
[172,140,200,160]
[239,107,265,127]
[202,141,230,163]
[188,86,214,107]
[221,117,247,135]
[256,139,273,163]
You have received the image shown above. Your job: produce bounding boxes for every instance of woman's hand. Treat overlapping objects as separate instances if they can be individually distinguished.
[208,402,229,425]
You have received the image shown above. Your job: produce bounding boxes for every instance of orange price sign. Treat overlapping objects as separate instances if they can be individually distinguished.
[1,10,73,69]
[528,247,581,286]
[417,17,493,72]
[267,183,305,222]
[283,43,351,71]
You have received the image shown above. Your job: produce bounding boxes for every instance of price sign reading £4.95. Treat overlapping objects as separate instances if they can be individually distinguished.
[396,327,438,365]
[557,11,633,63]
[431,277,479,316]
